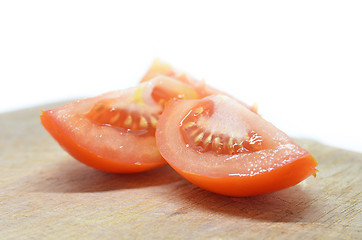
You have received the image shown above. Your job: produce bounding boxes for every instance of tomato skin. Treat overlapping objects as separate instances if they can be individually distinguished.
[170,154,317,197]
[156,96,318,197]
[41,109,165,173]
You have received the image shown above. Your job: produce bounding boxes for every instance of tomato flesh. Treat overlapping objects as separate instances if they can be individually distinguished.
[156,95,318,196]
[41,77,200,173]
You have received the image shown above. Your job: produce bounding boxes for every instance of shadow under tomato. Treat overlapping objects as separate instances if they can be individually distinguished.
[31,157,318,223]
[167,181,317,223]
[32,157,184,193]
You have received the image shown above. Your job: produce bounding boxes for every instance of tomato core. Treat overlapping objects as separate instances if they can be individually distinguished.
[180,100,264,155]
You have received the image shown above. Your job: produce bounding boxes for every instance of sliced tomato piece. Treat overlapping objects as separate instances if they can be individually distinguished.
[141,59,258,113]
[141,59,194,85]
[41,77,200,173]
[141,59,226,97]
[156,95,318,196]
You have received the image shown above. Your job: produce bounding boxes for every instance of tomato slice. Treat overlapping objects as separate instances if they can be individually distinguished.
[41,77,200,173]
[141,59,258,113]
[141,59,194,85]
[156,95,318,196]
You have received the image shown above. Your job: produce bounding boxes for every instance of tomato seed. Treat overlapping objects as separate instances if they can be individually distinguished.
[194,107,204,115]
[109,112,121,124]
[195,132,204,143]
[139,116,148,128]
[94,103,105,111]
[124,115,132,127]
[183,121,196,129]
[204,133,213,145]
[150,116,158,128]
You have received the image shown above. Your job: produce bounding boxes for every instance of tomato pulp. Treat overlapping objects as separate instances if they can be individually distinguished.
[156,95,318,196]
[41,77,200,173]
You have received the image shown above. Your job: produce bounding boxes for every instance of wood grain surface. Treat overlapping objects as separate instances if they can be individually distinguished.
[0,103,361,240]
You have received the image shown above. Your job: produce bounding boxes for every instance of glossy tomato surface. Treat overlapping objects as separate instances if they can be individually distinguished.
[41,77,200,173]
[156,95,317,196]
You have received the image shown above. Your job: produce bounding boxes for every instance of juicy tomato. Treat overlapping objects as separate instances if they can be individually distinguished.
[156,95,318,196]
[41,77,200,173]
[141,59,258,113]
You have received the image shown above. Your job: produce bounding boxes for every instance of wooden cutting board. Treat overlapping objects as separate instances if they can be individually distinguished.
[0,103,361,240]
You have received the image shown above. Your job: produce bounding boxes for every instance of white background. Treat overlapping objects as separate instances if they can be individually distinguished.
[0,1,361,153]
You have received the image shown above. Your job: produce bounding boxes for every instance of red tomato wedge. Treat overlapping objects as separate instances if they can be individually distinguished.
[141,59,218,98]
[156,95,318,196]
[41,77,200,173]
[141,59,258,113]
[141,59,196,87]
